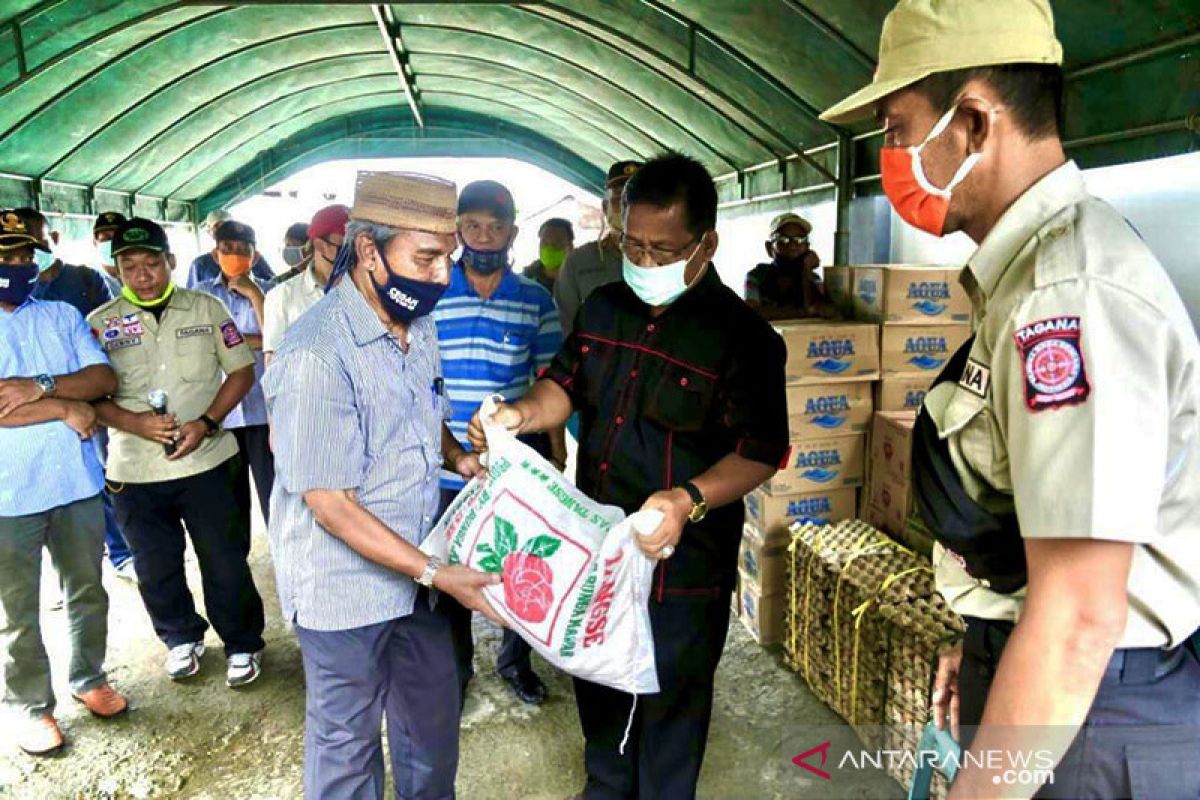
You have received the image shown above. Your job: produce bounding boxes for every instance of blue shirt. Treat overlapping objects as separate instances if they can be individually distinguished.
[185,252,276,289]
[194,275,269,428]
[0,299,109,516]
[31,262,113,318]
[432,264,563,490]
[263,279,448,631]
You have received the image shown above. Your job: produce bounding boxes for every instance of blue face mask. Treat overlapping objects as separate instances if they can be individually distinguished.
[0,263,39,306]
[621,239,704,307]
[461,242,510,276]
[97,240,115,267]
[33,247,55,273]
[371,247,447,324]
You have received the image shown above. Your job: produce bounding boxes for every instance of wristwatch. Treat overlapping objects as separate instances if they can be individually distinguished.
[679,481,708,523]
[33,374,56,397]
[417,555,443,588]
[199,414,220,437]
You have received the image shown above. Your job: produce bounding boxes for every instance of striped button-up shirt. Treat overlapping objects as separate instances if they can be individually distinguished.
[263,278,447,631]
[433,264,562,491]
[0,298,108,516]
[194,275,270,428]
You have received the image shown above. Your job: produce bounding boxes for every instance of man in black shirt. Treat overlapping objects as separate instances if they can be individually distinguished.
[469,153,788,799]
[744,212,836,320]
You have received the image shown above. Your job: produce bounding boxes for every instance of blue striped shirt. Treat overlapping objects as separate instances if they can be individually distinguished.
[432,264,562,490]
[0,298,108,516]
[194,275,270,428]
[263,278,448,632]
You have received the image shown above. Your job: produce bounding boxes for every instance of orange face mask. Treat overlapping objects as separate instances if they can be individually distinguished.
[880,103,983,238]
[218,252,252,278]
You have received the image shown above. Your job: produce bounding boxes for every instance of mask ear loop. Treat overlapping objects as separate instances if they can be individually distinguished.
[909,103,991,199]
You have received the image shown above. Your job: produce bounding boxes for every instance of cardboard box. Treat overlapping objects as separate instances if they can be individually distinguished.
[786,380,874,439]
[865,469,913,537]
[775,321,880,385]
[824,265,971,325]
[870,411,916,483]
[876,374,933,412]
[880,323,970,377]
[745,486,857,538]
[763,434,866,495]
[740,581,785,645]
[739,523,788,597]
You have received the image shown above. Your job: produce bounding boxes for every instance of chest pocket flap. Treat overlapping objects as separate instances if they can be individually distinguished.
[643,365,714,432]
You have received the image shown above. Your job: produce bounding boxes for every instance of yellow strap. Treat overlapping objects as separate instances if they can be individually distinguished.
[831,539,894,710]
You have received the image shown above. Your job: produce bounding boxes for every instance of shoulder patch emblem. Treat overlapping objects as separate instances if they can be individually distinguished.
[219,319,244,348]
[1013,315,1090,412]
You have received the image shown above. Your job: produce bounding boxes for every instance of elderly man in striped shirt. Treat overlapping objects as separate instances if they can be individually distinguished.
[432,179,565,707]
[264,172,504,799]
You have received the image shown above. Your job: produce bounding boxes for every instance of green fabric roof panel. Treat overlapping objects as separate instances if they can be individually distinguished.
[0,0,1195,221]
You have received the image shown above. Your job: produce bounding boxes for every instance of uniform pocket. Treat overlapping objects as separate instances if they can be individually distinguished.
[644,367,712,432]
[174,335,215,382]
[938,386,1009,492]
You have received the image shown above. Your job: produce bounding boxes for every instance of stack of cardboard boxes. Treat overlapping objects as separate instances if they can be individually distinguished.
[862,411,916,543]
[737,320,880,644]
[825,265,971,413]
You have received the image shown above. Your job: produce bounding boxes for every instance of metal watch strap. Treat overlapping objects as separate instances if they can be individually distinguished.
[417,555,443,588]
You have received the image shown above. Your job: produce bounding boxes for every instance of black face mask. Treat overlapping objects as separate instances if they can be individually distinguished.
[0,263,39,306]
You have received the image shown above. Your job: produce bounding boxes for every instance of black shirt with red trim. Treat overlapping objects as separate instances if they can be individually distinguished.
[543,265,789,600]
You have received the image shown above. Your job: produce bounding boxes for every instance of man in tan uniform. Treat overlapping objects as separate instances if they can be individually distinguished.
[824,2,1200,797]
[88,219,267,688]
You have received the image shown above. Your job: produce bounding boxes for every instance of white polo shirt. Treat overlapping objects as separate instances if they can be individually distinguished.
[262,265,324,354]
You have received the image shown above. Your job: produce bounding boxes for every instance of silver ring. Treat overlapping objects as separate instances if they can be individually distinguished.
[661,545,675,559]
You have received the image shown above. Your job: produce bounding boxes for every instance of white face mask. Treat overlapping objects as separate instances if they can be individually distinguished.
[621,239,704,307]
[97,240,115,268]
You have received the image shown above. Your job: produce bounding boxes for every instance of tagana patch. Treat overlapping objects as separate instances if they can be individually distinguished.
[1013,315,1090,412]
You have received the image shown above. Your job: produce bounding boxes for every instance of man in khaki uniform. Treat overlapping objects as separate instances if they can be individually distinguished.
[88,219,267,688]
[824,1,1200,797]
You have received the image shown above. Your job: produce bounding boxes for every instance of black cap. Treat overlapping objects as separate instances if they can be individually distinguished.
[213,219,256,245]
[112,217,170,256]
[457,180,516,222]
[93,211,127,235]
[606,160,642,187]
[0,209,49,252]
[285,222,309,242]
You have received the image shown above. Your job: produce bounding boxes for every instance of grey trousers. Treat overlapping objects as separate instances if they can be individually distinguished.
[295,589,460,800]
[0,495,109,719]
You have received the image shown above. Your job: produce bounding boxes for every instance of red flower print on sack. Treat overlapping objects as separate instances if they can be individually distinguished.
[477,517,561,623]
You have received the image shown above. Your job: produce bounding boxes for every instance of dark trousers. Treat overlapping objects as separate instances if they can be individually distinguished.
[574,595,732,800]
[111,457,265,656]
[437,488,534,694]
[100,487,132,567]
[959,616,1200,799]
[295,589,460,800]
[232,425,275,526]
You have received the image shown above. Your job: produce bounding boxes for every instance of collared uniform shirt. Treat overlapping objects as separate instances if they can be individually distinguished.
[0,299,108,516]
[262,265,324,354]
[554,238,623,337]
[432,264,563,491]
[194,275,270,428]
[32,262,113,318]
[86,288,256,484]
[263,279,448,632]
[521,259,558,294]
[544,267,790,598]
[927,161,1200,649]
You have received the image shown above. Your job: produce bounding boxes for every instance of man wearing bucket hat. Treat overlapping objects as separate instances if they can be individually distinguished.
[263,172,506,798]
[823,1,1200,797]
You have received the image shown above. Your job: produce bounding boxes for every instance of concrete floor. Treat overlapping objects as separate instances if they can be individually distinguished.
[0,525,903,800]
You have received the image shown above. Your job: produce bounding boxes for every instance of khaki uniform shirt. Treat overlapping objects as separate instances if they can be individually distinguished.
[929,161,1200,649]
[553,237,623,337]
[87,288,256,484]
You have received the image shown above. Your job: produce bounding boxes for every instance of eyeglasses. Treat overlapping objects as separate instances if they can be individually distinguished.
[619,235,700,267]
[771,235,809,246]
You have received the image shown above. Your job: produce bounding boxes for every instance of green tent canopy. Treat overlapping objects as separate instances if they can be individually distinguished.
[0,0,1196,229]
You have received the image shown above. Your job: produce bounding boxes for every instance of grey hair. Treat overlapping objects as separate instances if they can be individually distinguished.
[343,220,404,269]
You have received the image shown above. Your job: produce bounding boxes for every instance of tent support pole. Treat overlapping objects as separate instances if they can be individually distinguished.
[834,132,853,265]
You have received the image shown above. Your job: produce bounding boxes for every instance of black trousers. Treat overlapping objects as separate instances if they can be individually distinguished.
[111,457,266,656]
[959,616,1200,799]
[232,425,275,526]
[574,594,731,800]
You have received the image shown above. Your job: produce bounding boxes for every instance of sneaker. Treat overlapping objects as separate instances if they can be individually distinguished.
[15,715,64,756]
[165,642,205,680]
[72,683,128,718]
[226,651,262,688]
[113,560,139,584]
